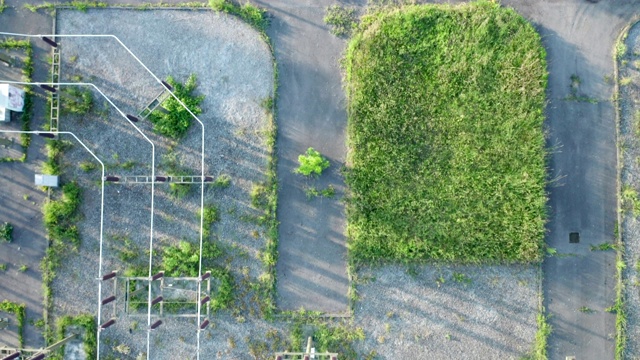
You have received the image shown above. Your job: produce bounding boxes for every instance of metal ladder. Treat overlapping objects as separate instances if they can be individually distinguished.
[49,44,61,132]
[138,89,170,120]
[105,175,214,184]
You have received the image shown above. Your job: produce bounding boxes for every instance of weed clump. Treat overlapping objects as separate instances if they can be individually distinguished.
[295,147,330,176]
[148,74,204,139]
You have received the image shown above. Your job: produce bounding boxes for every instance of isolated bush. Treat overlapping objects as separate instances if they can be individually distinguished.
[61,86,93,115]
[163,240,222,277]
[148,74,204,139]
[0,222,13,242]
[295,148,330,176]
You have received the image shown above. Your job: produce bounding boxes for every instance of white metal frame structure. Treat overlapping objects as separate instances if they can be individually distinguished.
[0,79,155,359]
[0,130,105,360]
[0,31,208,360]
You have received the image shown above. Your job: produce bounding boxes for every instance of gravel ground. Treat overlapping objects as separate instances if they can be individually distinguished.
[47,7,541,360]
[353,264,539,359]
[618,20,640,359]
[54,9,274,359]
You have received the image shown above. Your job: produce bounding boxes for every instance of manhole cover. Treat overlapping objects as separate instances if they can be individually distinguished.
[570,232,580,243]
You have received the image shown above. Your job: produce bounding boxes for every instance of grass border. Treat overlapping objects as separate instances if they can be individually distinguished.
[611,17,640,360]
[0,300,26,348]
[49,314,96,359]
[24,1,212,14]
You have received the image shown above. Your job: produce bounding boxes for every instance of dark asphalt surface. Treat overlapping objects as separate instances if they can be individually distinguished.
[255,0,357,313]
[0,0,59,349]
[503,1,640,358]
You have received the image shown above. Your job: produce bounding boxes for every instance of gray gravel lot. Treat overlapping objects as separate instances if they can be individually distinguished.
[618,20,640,359]
[55,9,273,359]
[353,264,539,359]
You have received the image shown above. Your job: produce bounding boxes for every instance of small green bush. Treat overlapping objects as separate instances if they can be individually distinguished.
[251,183,269,209]
[200,205,220,238]
[169,183,191,199]
[148,74,204,139]
[0,222,13,242]
[295,148,330,176]
[163,240,222,277]
[79,161,97,172]
[61,86,93,115]
[213,174,231,189]
[42,182,82,248]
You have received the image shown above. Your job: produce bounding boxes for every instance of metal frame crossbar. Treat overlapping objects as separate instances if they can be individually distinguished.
[106,175,214,184]
[275,338,338,360]
[138,88,170,120]
[49,45,61,132]
[124,276,211,318]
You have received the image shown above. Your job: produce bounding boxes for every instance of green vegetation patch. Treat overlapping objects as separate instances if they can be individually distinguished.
[0,222,13,242]
[344,2,548,263]
[148,74,204,139]
[0,300,26,347]
[48,315,96,360]
[0,38,33,163]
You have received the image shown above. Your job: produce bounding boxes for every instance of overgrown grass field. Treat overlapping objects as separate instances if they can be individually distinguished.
[344,2,548,263]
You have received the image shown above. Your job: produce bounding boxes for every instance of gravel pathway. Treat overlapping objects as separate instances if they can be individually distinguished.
[618,20,640,358]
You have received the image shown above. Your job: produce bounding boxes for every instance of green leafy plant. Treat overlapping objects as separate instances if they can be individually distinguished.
[148,74,204,139]
[79,161,97,172]
[0,222,13,242]
[0,264,6,271]
[209,0,269,31]
[199,205,220,238]
[622,184,640,216]
[295,148,330,176]
[324,5,358,37]
[590,242,617,251]
[0,300,26,347]
[60,86,93,115]
[213,174,231,188]
[452,272,472,284]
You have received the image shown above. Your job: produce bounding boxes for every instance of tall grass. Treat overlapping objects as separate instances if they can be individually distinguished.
[344,2,548,263]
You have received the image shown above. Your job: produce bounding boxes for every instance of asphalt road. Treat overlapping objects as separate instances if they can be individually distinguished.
[503,1,640,358]
[254,0,358,313]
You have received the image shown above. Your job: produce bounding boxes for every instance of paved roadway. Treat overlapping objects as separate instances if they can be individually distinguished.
[504,1,640,358]
[255,0,357,313]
